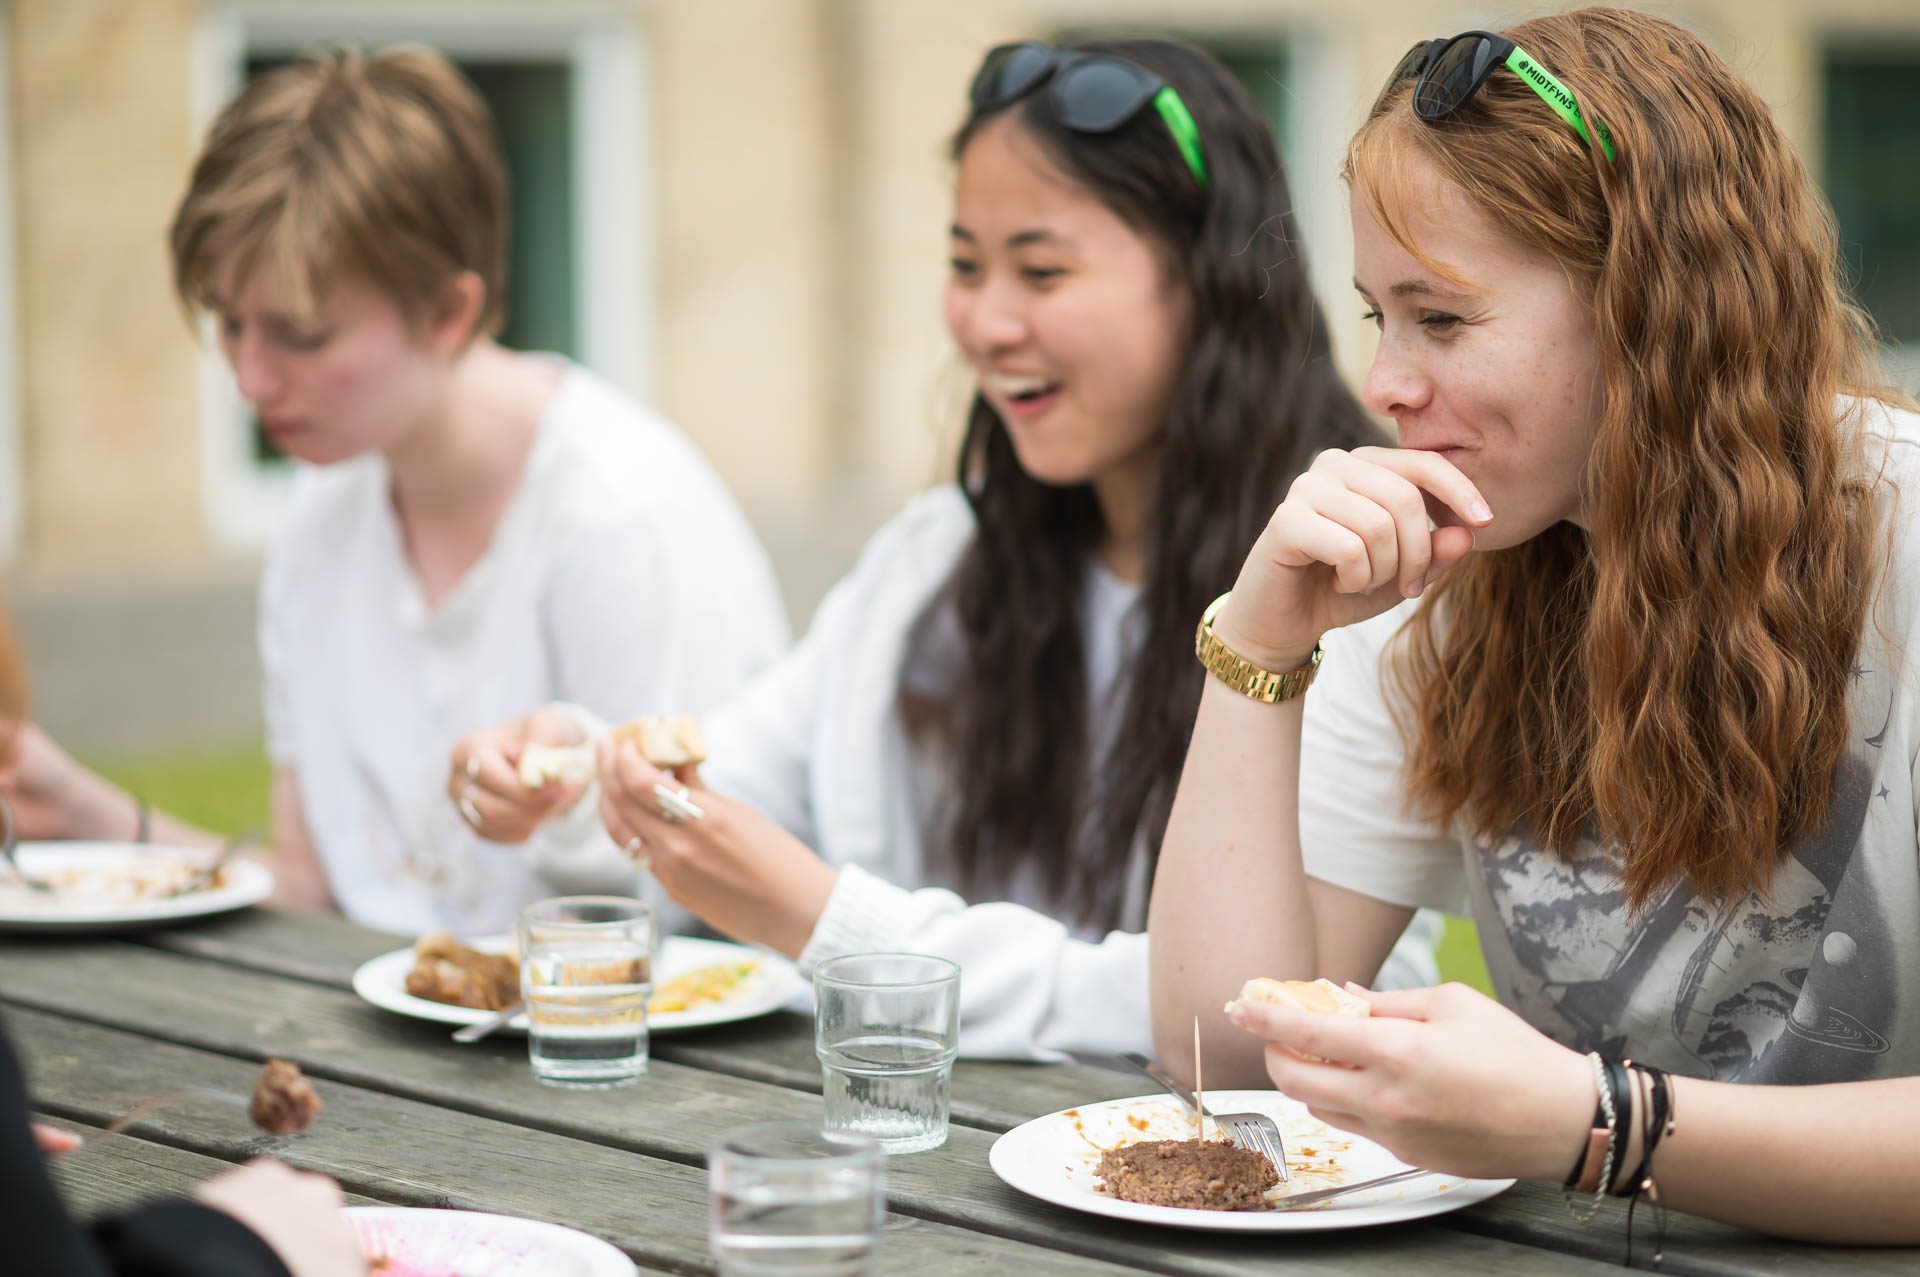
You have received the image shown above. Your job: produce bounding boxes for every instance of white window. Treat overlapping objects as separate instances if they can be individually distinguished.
[190,2,651,550]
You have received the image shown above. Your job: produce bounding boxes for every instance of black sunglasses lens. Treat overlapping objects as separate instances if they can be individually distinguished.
[972,42,1056,107]
[1415,35,1503,119]
[1053,58,1159,131]
[1372,41,1434,115]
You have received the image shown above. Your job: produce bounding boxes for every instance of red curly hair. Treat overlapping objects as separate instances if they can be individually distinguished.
[1348,8,1902,909]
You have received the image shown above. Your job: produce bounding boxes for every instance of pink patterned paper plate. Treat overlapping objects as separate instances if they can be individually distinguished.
[348,1206,637,1276]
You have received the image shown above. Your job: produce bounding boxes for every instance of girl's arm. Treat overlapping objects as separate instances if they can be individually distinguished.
[1150,447,1491,1086]
[1233,983,1920,1244]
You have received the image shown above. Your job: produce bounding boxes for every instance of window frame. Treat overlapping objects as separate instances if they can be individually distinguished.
[189,1,652,550]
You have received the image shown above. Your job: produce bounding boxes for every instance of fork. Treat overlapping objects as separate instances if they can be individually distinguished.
[173,826,262,896]
[0,795,53,893]
[1116,1051,1289,1182]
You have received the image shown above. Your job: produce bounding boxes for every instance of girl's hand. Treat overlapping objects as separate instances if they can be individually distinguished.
[0,722,125,841]
[1212,447,1492,671]
[447,707,591,844]
[596,738,836,957]
[193,1159,366,1277]
[1226,982,1592,1182]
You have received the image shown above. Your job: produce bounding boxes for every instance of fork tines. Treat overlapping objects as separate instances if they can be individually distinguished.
[1217,1113,1289,1182]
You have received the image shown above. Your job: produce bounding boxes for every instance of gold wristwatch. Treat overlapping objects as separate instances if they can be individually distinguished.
[1194,592,1322,704]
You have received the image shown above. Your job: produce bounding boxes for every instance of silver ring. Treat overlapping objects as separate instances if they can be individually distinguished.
[458,788,483,831]
[464,755,480,782]
[623,836,651,873]
[653,782,704,823]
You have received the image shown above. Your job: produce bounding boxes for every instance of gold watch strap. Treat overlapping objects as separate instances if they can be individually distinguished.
[1194,592,1322,704]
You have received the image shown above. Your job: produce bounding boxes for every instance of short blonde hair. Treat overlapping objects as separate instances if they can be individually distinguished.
[170,45,509,338]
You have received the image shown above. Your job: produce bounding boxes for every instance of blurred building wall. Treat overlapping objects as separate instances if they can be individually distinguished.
[2,0,1917,751]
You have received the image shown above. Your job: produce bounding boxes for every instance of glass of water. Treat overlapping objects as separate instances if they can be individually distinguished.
[812,953,960,1154]
[709,1121,884,1277]
[518,895,654,1088]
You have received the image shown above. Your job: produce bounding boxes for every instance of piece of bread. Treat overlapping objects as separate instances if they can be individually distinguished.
[610,714,706,769]
[517,741,596,788]
[1230,977,1368,1063]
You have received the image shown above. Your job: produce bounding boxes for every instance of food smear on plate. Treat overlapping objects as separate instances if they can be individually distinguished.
[647,959,757,1013]
[1096,1137,1279,1210]
[0,855,227,907]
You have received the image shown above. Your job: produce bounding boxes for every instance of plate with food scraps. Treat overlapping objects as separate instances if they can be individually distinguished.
[988,1090,1512,1232]
[0,842,275,934]
[351,933,806,1035]
[350,1206,636,1276]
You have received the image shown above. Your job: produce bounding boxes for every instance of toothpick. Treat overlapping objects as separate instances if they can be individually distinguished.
[1193,1015,1206,1143]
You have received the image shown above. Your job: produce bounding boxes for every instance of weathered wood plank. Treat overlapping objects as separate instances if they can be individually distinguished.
[4,943,1617,1276]
[136,910,1165,1130]
[13,1011,1140,1277]
[37,1115,387,1218]
[125,920,1920,1276]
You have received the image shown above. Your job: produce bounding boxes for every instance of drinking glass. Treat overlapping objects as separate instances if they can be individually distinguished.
[517,895,655,1087]
[812,953,960,1154]
[708,1121,884,1277]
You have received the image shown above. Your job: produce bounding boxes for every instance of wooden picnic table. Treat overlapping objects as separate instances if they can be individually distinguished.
[1,907,1911,1275]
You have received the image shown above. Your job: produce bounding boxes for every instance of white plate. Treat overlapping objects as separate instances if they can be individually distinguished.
[348,1206,635,1276]
[0,842,275,934]
[989,1091,1512,1232]
[352,934,806,1035]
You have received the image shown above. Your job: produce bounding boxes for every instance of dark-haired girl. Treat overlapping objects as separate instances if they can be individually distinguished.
[459,37,1440,1058]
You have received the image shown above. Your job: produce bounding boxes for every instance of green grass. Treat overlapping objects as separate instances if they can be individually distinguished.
[1437,914,1492,993]
[81,740,271,840]
[77,739,1501,993]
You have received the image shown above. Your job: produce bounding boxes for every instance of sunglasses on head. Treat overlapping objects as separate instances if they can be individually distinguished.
[1374,31,1616,163]
[968,42,1210,190]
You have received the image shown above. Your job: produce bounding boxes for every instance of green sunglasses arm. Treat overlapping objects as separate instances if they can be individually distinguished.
[1502,44,1617,162]
[1152,86,1211,189]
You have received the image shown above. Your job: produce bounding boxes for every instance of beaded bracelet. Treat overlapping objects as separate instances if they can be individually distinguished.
[1562,1051,1623,1222]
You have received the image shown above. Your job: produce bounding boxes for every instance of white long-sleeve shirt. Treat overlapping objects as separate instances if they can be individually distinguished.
[541,486,1441,1060]
[261,360,789,935]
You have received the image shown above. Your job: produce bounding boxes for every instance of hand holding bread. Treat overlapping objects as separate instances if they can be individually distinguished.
[1229,977,1370,1064]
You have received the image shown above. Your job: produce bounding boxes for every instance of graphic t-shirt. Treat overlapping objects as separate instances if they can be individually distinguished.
[1297,399,1920,1084]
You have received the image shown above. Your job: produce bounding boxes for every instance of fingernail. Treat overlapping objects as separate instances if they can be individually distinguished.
[1470,500,1492,522]
[1225,1001,1250,1027]
[1405,578,1425,598]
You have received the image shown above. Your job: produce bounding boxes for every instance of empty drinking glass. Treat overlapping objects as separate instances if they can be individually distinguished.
[812,953,960,1154]
[709,1122,884,1277]
[518,895,655,1087]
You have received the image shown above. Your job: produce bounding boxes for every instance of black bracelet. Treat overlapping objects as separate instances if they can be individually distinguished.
[1622,1062,1676,1269]
[1616,1062,1672,1199]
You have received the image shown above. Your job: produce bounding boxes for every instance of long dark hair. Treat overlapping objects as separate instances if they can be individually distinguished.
[905,38,1375,930]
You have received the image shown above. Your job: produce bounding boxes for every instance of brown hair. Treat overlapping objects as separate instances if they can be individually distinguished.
[1349,8,1900,910]
[170,46,509,337]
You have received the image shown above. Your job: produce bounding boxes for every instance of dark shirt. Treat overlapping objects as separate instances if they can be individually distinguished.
[0,1014,292,1277]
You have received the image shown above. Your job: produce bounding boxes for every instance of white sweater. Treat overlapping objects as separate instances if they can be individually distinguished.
[543,486,1441,1060]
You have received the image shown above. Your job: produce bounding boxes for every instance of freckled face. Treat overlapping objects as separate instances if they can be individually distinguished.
[1352,152,1605,548]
